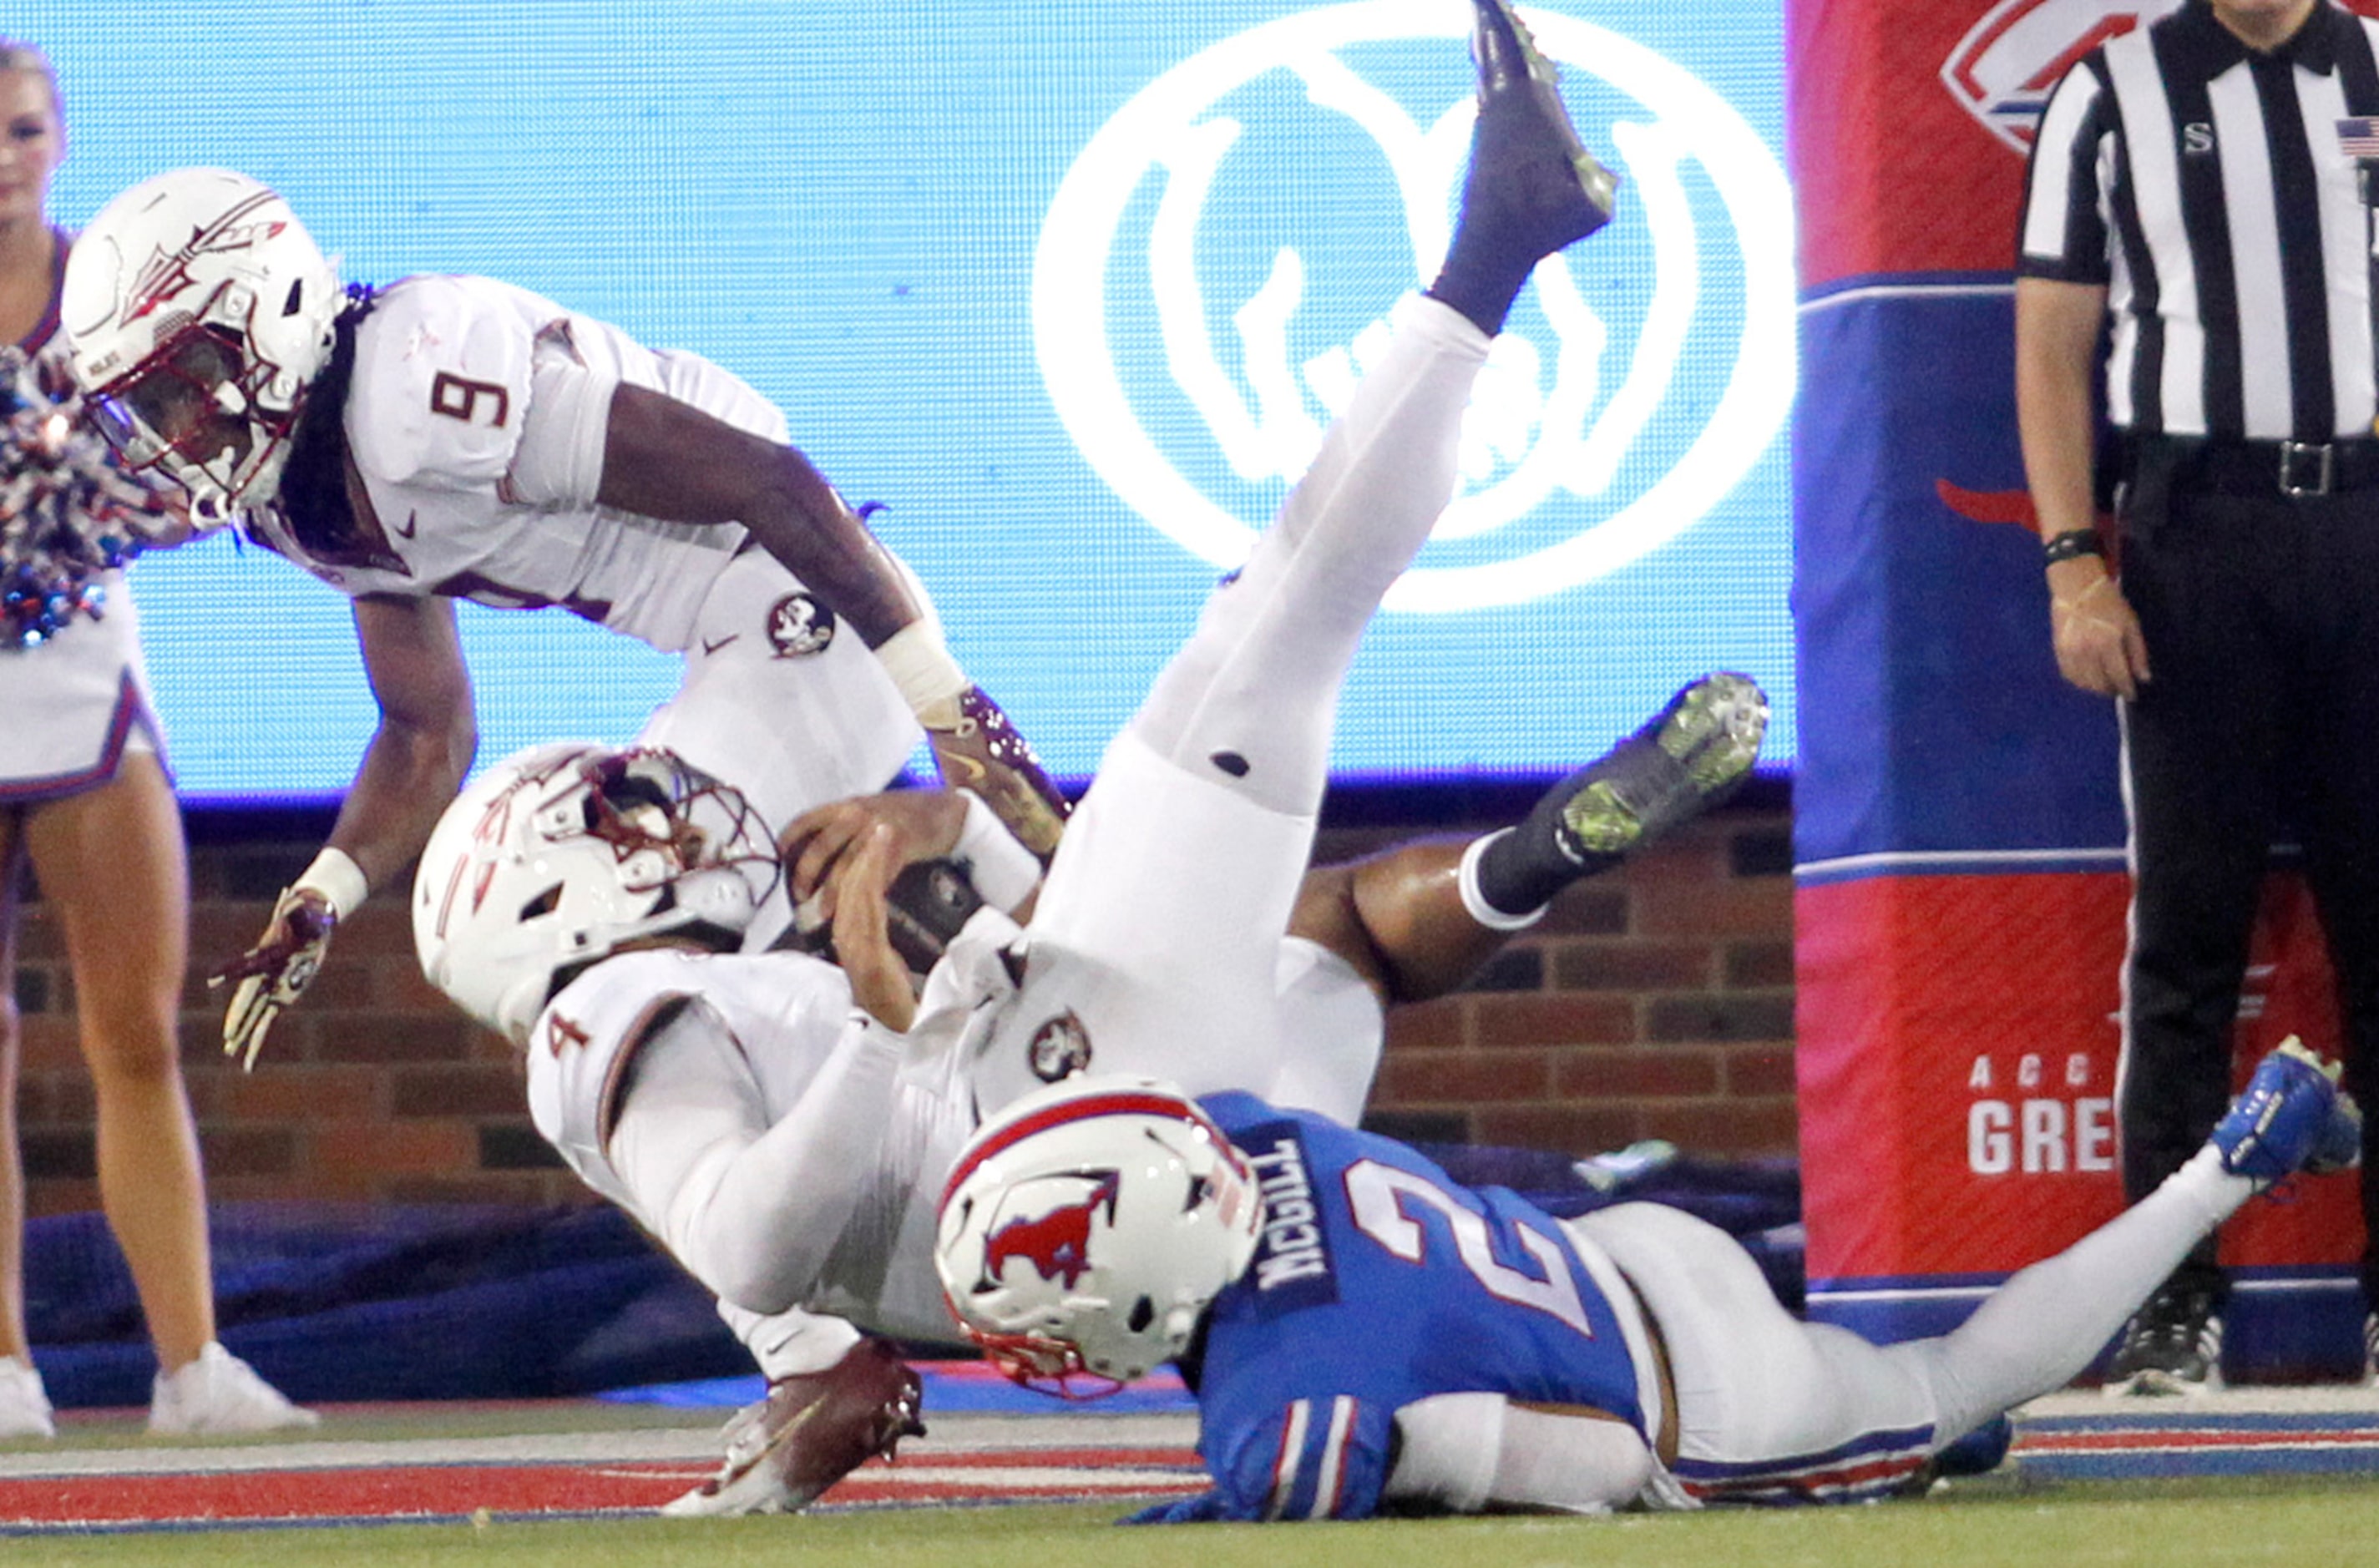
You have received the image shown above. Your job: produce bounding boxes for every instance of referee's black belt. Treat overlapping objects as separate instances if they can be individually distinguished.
[2132,434,2379,498]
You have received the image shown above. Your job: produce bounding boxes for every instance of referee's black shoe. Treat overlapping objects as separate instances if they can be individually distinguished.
[2102,1281,2223,1397]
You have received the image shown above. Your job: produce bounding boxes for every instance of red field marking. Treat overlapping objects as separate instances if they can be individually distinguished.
[12,1420,2379,1532]
[0,1443,1209,1531]
[3,1467,691,1525]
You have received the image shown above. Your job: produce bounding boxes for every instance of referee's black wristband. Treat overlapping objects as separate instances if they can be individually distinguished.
[2041,529,2103,565]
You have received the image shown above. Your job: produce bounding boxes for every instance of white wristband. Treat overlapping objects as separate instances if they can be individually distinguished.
[1456,832,1545,931]
[954,791,1042,913]
[874,622,969,715]
[295,847,370,920]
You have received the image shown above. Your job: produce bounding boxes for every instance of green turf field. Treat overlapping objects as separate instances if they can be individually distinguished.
[13,1473,2379,1568]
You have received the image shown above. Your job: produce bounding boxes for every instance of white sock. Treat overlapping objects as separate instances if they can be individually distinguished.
[1458,832,1547,930]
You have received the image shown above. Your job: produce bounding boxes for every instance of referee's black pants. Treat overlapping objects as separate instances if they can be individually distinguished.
[2118,482,2379,1308]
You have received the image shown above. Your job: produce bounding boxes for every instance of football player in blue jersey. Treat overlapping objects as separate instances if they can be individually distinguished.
[936,1049,2361,1518]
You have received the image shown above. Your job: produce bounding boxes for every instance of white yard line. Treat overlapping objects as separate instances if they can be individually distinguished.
[2018,1386,2379,1421]
[0,1411,1200,1479]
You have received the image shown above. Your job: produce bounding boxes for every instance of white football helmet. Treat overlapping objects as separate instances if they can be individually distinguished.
[413,743,782,1045]
[60,167,342,521]
[934,1077,1261,1393]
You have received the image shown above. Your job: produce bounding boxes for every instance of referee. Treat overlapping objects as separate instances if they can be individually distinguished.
[2016,0,2379,1394]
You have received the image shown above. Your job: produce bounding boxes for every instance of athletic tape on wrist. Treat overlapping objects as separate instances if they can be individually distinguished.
[295,847,369,920]
[875,623,969,714]
[954,791,1043,913]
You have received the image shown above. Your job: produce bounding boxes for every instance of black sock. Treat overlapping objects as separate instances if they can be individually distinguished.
[1471,813,1616,919]
[1427,139,1597,337]
[1425,250,1529,339]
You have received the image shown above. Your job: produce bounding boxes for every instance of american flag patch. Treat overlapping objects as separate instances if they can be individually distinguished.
[2339,117,2379,159]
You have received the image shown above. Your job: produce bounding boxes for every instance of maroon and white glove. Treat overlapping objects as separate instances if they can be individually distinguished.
[211,848,367,1070]
[874,625,1070,862]
[661,1338,926,1516]
[919,685,1070,861]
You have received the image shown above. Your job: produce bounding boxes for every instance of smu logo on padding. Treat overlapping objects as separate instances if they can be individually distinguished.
[1941,0,2177,153]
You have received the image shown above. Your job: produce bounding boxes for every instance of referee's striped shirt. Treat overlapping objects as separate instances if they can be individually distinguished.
[2018,0,2379,442]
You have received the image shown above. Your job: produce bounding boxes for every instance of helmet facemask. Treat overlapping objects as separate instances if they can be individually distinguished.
[61,167,342,524]
[83,319,282,518]
[413,746,783,1044]
[565,749,782,943]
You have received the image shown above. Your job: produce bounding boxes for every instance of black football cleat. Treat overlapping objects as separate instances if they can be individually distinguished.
[2102,1282,2222,1398]
[1462,0,1617,259]
[1465,673,1765,921]
[1553,672,1768,859]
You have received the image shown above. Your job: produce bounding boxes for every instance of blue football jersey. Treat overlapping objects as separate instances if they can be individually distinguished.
[1133,1092,1652,1522]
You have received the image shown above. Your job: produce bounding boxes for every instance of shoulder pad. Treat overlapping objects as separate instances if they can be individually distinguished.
[531,950,731,1151]
[345,276,540,488]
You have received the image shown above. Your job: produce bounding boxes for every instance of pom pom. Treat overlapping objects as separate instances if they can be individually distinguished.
[0,346,185,650]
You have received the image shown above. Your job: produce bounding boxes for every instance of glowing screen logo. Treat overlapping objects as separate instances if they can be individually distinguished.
[29,0,1791,797]
[1037,1,1793,613]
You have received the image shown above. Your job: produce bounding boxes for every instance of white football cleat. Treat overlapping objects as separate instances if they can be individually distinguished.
[148,1343,320,1437]
[661,1339,924,1516]
[0,1354,55,1440]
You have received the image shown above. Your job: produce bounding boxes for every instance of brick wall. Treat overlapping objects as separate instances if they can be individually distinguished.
[8,789,1794,1218]
[1322,787,1796,1157]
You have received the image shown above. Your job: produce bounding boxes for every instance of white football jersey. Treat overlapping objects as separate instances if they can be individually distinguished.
[519,889,1377,1342]
[526,945,988,1342]
[521,948,833,1216]
[257,273,772,651]
[246,272,925,828]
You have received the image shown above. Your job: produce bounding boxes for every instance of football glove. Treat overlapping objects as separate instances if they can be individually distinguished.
[212,887,339,1070]
[920,685,1070,860]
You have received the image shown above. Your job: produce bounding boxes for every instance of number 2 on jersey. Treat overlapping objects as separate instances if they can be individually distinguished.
[1343,1159,1595,1337]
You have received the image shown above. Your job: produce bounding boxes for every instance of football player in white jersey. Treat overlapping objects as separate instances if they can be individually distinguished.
[406,0,1766,1513]
[413,669,1756,1514]
[54,169,1068,1070]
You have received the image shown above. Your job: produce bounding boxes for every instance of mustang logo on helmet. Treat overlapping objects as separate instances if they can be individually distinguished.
[976,1170,1121,1292]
